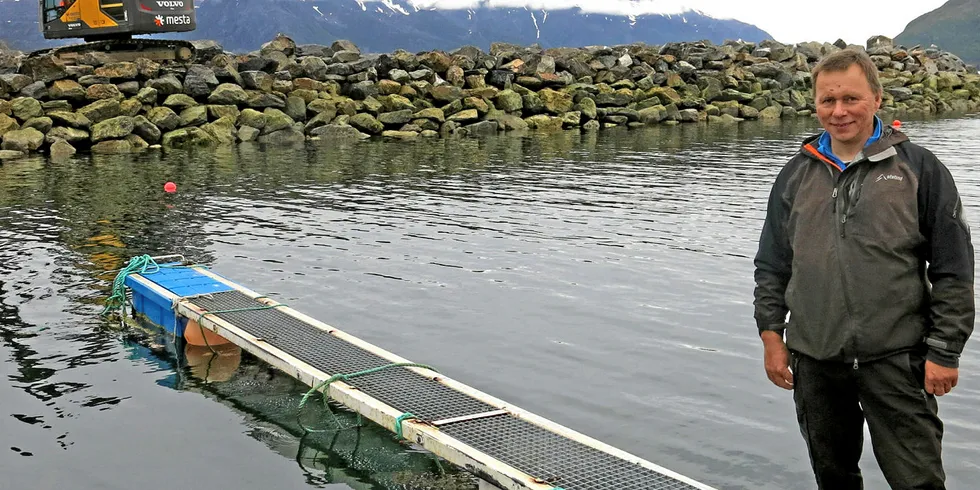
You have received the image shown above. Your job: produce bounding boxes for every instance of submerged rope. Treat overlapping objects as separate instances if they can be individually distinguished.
[298,363,437,437]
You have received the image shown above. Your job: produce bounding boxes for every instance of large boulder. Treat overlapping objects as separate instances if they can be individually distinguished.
[1,127,45,151]
[183,64,219,98]
[162,127,219,148]
[179,106,209,127]
[48,111,91,129]
[261,34,297,57]
[46,126,90,144]
[77,100,121,125]
[201,117,237,144]
[11,97,43,121]
[0,49,21,76]
[86,83,123,101]
[0,74,33,94]
[191,40,224,62]
[258,128,305,145]
[867,35,893,50]
[94,62,138,80]
[91,116,135,142]
[349,113,383,134]
[19,54,68,83]
[145,74,183,96]
[301,57,328,81]
[49,79,87,100]
[23,117,52,133]
[147,106,181,131]
[260,108,293,134]
[208,83,248,105]
[132,116,162,144]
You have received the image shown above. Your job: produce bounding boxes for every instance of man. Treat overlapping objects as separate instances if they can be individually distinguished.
[753,48,975,490]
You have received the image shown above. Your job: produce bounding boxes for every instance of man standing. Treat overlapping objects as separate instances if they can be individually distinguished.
[753,48,975,489]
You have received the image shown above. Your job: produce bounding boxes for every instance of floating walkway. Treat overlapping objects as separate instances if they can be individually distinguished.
[112,255,717,490]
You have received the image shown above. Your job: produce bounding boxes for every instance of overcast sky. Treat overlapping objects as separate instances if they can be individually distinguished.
[397,0,950,45]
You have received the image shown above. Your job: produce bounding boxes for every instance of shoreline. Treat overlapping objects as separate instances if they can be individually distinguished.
[1,33,978,161]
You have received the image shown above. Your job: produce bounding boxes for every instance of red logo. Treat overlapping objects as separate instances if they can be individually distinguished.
[154,15,163,26]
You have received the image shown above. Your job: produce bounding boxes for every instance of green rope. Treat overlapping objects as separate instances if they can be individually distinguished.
[100,254,209,317]
[298,362,437,437]
[101,254,161,316]
[394,412,417,439]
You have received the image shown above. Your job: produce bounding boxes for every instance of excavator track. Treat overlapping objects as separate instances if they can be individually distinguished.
[29,38,196,65]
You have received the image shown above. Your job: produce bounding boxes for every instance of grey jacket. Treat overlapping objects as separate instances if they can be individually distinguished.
[753,127,975,367]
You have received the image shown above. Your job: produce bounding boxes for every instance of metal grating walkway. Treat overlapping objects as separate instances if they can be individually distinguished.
[185,290,704,490]
[440,415,699,490]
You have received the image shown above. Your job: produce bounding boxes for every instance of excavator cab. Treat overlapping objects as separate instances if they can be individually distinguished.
[36,0,197,62]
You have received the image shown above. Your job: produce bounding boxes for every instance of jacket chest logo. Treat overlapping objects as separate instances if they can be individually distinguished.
[874,173,904,183]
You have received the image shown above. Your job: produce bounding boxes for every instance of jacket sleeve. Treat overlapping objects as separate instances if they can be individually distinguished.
[754,167,793,337]
[918,148,976,368]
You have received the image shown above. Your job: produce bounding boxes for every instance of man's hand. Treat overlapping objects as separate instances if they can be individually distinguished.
[761,331,794,390]
[925,360,958,396]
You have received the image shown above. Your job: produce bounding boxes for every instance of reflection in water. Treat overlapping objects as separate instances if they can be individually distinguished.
[1,114,979,490]
[184,343,242,383]
[125,321,477,490]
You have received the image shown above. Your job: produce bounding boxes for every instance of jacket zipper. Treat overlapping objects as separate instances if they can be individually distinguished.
[831,165,858,366]
[809,141,887,369]
[831,187,846,237]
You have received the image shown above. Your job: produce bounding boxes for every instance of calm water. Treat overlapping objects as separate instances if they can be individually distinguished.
[3,115,980,490]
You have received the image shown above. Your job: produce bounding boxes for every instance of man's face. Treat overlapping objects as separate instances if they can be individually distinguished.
[814,64,882,147]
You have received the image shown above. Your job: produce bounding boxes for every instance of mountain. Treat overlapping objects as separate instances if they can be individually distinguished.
[895,0,980,68]
[0,0,773,54]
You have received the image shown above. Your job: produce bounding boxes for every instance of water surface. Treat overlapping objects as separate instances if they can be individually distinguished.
[3,115,980,490]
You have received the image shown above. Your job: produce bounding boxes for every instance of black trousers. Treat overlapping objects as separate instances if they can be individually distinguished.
[791,348,946,490]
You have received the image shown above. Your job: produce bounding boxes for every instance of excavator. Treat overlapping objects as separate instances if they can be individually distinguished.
[32,0,198,63]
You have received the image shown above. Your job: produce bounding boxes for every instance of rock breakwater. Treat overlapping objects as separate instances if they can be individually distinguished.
[1,34,978,161]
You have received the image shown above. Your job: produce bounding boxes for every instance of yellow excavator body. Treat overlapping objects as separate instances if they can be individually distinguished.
[58,0,119,29]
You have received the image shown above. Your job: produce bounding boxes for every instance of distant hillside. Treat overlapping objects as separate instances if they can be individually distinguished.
[0,0,773,54]
[895,0,980,68]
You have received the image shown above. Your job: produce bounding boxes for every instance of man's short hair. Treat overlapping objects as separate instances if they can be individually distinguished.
[812,48,883,98]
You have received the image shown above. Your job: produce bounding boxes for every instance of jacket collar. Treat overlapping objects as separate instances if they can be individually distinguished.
[800,120,908,171]
[816,115,883,166]
[864,125,908,161]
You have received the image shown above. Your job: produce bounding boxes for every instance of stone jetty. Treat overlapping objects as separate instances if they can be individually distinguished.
[1,34,978,160]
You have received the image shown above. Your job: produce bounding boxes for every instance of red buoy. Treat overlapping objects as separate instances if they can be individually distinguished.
[164,181,177,193]
[892,119,902,128]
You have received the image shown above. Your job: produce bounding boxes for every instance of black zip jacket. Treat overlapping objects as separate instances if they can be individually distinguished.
[753,126,975,368]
